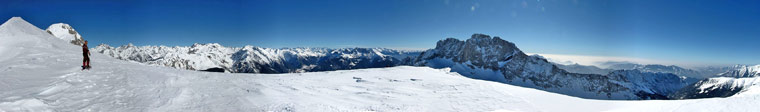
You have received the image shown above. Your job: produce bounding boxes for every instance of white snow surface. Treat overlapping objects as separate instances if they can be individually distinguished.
[3,17,760,112]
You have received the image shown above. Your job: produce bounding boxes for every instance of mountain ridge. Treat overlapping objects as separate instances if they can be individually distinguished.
[93,43,421,73]
[407,34,695,100]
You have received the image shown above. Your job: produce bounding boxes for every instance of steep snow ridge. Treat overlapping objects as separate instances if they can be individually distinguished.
[695,77,760,91]
[670,64,760,99]
[45,23,85,46]
[719,65,760,78]
[410,34,693,100]
[93,43,418,73]
[670,77,760,99]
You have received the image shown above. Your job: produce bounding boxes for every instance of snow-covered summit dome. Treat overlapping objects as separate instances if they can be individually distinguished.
[46,23,85,46]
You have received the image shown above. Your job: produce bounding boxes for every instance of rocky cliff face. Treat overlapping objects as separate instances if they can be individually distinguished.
[409,34,693,100]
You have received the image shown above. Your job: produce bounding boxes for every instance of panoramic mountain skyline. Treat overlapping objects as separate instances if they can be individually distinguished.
[2,0,758,66]
[3,0,760,109]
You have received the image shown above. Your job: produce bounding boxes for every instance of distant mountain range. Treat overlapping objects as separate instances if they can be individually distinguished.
[5,17,760,111]
[45,23,757,100]
[556,62,727,79]
[93,43,421,73]
[669,65,760,99]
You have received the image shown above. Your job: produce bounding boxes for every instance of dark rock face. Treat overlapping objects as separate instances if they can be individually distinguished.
[427,34,522,70]
[409,34,692,100]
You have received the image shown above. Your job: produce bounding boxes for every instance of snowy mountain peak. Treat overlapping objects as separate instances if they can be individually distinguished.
[428,34,523,70]
[7,16,23,21]
[0,17,72,48]
[0,17,81,69]
[124,43,135,47]
[45,23,86,46]
[191,43,222,48]
[719,65,760,78]
[3,17,27,26]
[1,17,45,35]
[96,43,111,48]
[408,33,705,100]
[45,23,81,40]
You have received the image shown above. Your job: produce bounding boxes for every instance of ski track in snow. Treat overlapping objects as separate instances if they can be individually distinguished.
[2,17,760,112]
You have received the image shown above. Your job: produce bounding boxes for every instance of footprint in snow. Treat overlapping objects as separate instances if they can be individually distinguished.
[353,77,368,82]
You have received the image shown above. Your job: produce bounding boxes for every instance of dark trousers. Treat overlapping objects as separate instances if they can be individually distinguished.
[83,57,90,66]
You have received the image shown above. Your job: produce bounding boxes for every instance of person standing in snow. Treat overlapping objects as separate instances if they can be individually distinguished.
[82,40,91,69]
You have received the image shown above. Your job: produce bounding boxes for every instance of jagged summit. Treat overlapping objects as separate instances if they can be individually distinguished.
[429,34,524,70]
[408,33,697,100]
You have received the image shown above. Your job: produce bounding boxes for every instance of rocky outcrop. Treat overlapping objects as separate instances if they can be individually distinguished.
[409,34,694,100]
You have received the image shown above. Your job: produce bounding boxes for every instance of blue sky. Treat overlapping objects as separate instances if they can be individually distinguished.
[1,0,759,66]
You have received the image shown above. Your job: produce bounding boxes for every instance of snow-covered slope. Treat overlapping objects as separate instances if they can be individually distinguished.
[670,77,760,99]
[92,43,420,73]
[670,65,760,99]
[408,34,694,100]
[3,17,760,112]
[45,23,85,46]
